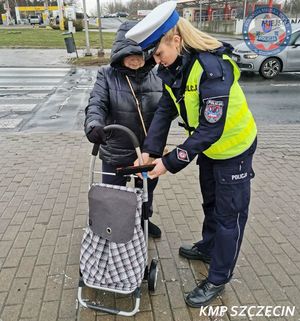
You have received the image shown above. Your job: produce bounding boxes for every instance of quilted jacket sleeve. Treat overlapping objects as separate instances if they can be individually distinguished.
[84,66,110,135]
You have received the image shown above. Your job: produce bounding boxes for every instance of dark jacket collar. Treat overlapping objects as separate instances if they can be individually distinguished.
[156,43,233,86]
[157,49,196,88]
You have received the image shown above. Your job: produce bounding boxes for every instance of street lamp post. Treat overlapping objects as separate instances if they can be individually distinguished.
[199,0,202,28]
[82,0,92,56]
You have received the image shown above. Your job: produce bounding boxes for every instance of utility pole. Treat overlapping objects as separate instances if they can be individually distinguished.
[243,0,247,21]
[4,0,11,26]
[289,0,293,17]
[97,0,104,57]
[199,0,202,28]
[44,0,49,26]
[82,0,92,56]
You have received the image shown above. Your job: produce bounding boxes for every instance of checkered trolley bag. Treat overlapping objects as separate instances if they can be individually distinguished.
[77,124,159,317]
[80,184,146,292]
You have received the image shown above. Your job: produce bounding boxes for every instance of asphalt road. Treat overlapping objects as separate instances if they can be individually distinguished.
[240,72,300,124]
[0,66,299,132]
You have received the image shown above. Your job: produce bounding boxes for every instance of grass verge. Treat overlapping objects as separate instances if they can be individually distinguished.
[68,55,110,66]
[0,27,115,49]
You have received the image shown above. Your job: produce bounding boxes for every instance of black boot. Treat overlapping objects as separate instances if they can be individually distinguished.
[148,220,161,238]
[185,278,225,308]
[179,244,211,263]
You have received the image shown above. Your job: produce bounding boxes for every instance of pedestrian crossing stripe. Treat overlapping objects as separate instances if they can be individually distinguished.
[0,118,23,129]
[0,86,55,91]
[0,104,37,113]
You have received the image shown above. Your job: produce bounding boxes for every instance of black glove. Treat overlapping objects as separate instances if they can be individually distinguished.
[86,125,107,145]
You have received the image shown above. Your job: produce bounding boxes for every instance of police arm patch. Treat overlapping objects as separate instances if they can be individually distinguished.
[176,147,190,162]
[204,99,223,123]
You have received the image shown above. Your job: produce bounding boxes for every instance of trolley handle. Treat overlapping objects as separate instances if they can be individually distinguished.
[116,164,155,176]
[91,125,139,157]
[103,124,144,166]
[91,144,100,156]
[103,124,140,149]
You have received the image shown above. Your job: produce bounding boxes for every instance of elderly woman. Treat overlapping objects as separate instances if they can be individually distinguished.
[84,21,163,238]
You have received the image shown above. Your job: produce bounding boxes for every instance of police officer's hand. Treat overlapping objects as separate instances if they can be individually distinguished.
[86,125,107,145]
[148,158,167,179]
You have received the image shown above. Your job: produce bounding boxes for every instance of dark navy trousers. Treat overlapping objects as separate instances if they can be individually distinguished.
[102,161,158,219]
[195,139,257,285]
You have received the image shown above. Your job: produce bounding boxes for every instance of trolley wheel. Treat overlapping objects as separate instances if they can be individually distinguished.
[148,259,158,292]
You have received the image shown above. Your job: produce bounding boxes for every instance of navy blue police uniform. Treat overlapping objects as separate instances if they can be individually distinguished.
[142,47,257,286]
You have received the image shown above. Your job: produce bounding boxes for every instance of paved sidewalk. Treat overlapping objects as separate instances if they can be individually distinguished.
[0,124,300,321]
[0,48,112,68]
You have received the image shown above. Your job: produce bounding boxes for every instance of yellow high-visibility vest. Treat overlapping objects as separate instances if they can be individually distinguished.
[165,55,257,160]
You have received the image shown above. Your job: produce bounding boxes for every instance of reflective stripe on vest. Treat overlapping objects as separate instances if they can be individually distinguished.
[165,55,257,160]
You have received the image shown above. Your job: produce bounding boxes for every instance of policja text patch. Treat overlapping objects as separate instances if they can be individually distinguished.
[204,99,223,123]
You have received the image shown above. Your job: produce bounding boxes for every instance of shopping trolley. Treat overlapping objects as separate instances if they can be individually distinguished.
[77,124,159,317]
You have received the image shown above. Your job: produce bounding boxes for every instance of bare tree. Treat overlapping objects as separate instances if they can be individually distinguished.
[104,0,127,14]
[104,0,159,15]
[284,0,300,17]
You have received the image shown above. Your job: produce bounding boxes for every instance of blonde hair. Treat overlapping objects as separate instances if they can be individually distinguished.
[163,17,222,52]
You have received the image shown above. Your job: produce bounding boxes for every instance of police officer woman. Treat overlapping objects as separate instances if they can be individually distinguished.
[126,1,257,307]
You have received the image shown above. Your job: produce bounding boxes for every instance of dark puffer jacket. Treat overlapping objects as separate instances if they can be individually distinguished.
[84,21,163,166]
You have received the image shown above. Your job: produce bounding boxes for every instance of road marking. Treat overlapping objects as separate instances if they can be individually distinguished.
[0,79,62,84]
[0,93,49,99]
[0,67,71,130]
[0,118,23,129]
[0,86,55,91]
[0,104,37,113]
[75,86,94,89]
[0,67,70,73]
[270,83,300,87]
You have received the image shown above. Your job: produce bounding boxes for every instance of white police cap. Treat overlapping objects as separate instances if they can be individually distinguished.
[125,1,179,50]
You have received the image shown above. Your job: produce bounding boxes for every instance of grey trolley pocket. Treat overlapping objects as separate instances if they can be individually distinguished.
[89,184,137,244]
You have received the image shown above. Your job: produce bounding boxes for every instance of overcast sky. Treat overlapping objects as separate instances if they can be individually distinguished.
[81,0,126,14]
[84,0,98,14]
[82,0,287,15]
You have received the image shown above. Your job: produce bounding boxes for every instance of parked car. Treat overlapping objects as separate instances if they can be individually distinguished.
[115,12,129,17]
[232,28,300,79]
[103,12,129,18]
[28,15,41,25]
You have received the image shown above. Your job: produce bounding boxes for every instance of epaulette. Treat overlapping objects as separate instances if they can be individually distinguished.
[197,51,225,80]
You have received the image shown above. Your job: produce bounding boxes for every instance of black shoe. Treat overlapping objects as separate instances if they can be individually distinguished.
[179,244,211,263]
[148,220,161,238]
[185,279,225,308]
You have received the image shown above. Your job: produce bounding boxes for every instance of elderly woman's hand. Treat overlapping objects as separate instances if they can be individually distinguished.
[148,158,167,179]
[134,152,150,167]
[134,152,152,178]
